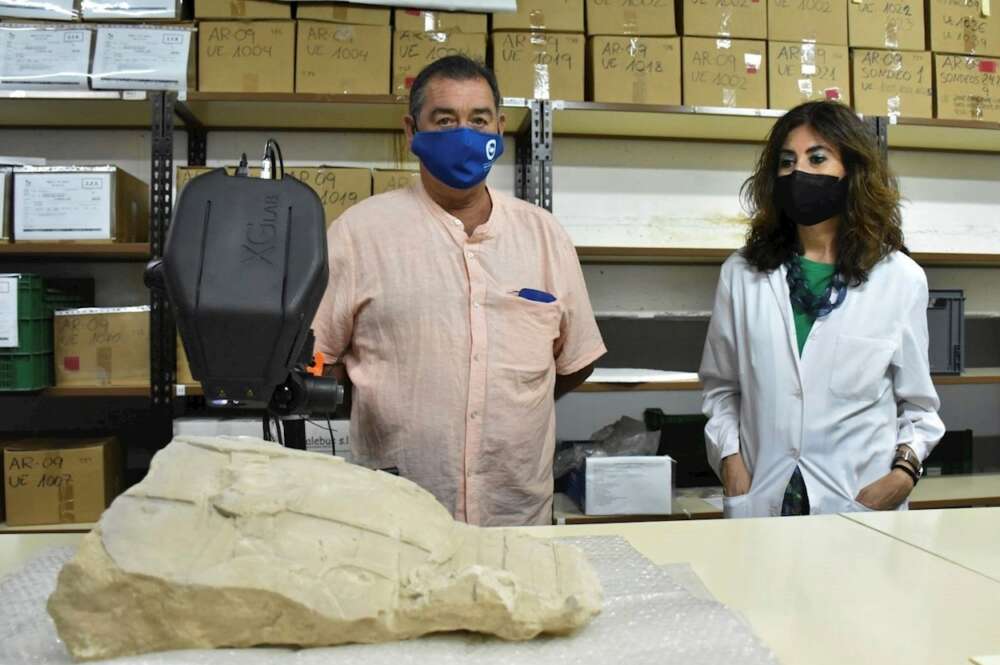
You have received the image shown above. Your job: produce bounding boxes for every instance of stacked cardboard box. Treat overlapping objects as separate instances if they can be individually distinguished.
[393,8,488,97]
[587,0,679,105]
[492,0,584,101]
[198,19,295,92]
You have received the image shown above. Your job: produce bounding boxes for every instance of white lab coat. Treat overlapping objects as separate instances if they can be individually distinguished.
[699,251,945,518]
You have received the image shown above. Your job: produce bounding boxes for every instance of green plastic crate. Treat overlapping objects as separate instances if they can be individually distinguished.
[7,317,53,353]
[0,352,52,391]
[2,274,45,319]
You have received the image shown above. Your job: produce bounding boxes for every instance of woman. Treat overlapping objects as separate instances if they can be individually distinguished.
[699,101,944,518]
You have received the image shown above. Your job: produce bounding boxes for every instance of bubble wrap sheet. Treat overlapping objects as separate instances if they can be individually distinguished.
[0,537,778,665]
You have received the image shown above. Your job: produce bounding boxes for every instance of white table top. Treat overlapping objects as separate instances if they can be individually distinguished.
[844,507,1000,583]
[4,512,1000,665]
[519,511,1000,665]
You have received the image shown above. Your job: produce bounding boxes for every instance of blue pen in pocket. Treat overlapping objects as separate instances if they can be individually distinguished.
[514,288,557,303]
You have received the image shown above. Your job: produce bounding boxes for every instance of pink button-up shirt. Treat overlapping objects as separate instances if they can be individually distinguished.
[312,181,605,526]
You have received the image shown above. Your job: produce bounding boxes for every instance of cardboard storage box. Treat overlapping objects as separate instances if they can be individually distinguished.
[177,331,194,385]
[13,166,149,243]
[929,0,1000,58]
[569,456,673,515]
[196,0,289,18]
[681,0,766,39]
[682,36,767,108]
[848,0,924,50]
[81,0,180,20]
[589,36,680,104]
[393,8,486,33]
[768,41,850,109]
[768,0,848,46]
[198,20,295,92]
[492,31,584,100]
[373,169,419,194]
[54,307,149,387]
[492,0,584,32]
[284,166,372,226]
[393,30,487,96]
[3,437,120,526]
[585,0,675,36]
[0,0,78,20]
[0,24,92,92]
[852,49,932,118]
[935,53,1000,121]
[295,2,389,25]
[175,165,261,195]
[91,25,195,91]
[296,22,390,94]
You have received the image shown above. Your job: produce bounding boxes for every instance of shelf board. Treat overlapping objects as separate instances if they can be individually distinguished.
[0,242,150,260]
[5,94,1000,151]
[0,521,94,534]
[579,369,1000,392]
[0,91,151,128]
[553,103,1000,152]
[576,246,1000,267]
[0,92,531,132]
[552,102,783,142]
[43,386,149,397]
[933,368,1000,385]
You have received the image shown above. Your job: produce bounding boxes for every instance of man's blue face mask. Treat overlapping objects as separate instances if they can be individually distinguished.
[410,126,504,190]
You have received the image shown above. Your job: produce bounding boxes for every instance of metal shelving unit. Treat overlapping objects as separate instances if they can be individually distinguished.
[5,93,1000,455]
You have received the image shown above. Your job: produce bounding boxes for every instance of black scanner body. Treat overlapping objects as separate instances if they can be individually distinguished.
[153,168,329,405]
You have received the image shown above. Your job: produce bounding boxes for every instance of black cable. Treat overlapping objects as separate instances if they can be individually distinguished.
[326,416,336,456]
[263,138,284,180]
[262,414,271,442]
[236,152,249,177]
[276,418,284,447]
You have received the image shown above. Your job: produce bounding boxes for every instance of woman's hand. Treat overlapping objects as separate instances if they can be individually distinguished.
[855,469,914,510]
[721,454,752,497]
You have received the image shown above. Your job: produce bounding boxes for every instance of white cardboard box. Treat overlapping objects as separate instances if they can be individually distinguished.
[172,417,352,459]
[584,455,673,515]
[0,25,93,91]
[82,0,180,19]
[91,26,193,91]
[13,166,148,242]
[0,0,78,21]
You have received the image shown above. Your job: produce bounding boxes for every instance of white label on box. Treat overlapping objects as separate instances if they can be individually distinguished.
[14,173,113,241]
[585,456,673,515]
[0,27,91,91]
[304,419,351,458]
[81,0,176,18]
[0,0,76,20]
[91,28,190,91]
[0,276,18,347]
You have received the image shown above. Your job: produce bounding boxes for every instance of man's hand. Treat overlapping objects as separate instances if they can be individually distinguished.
[721,454,751,497]
[855,469,914,510]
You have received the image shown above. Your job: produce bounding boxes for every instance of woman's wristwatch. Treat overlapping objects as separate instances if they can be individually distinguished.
[892,445,923,486]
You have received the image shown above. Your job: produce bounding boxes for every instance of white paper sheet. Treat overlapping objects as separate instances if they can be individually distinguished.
[0,26,91,91]
[587,368,700,384]
[0,276,19,348]
[91,27,191,91]
[0,0,77,21]
[14,172,113,241]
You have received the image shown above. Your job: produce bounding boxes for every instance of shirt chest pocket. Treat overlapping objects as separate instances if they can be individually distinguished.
[829,334,897,402]
[492,295,561,375]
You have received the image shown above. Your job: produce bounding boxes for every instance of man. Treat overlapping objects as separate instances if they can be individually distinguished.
[313,55,605,527]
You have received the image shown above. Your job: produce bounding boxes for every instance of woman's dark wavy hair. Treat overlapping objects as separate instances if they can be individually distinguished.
[740,101,905,286]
